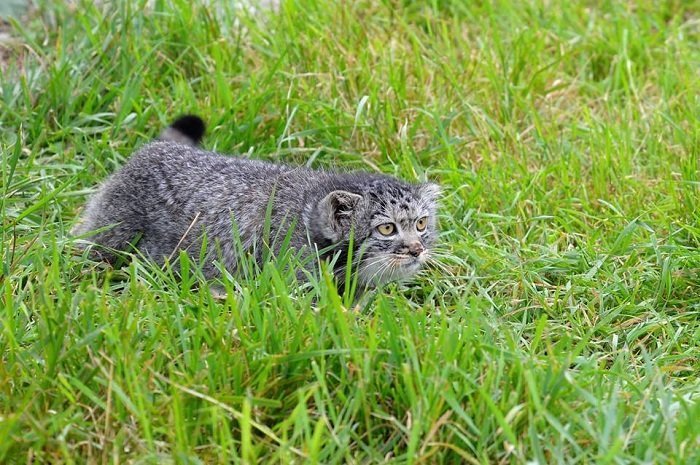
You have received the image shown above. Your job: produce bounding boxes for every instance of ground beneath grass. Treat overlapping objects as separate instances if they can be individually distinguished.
[1,0,699,463]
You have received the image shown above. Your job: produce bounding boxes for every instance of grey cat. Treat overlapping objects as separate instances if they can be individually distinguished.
[72,116,440,293]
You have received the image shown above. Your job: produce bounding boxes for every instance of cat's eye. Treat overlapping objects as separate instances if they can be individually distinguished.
[416,217,428,232]
[377,223,396,236]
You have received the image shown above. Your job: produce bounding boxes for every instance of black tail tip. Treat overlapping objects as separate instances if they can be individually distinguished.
[170,115,206,144]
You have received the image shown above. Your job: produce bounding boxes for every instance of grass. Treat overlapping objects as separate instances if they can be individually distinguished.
[1,0,700,462]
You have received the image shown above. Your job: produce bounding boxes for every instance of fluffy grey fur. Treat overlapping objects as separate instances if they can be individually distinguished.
[73,118,440,292]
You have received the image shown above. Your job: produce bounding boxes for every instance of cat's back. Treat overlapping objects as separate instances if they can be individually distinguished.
[91,141,304,223]
[126,140,293,182]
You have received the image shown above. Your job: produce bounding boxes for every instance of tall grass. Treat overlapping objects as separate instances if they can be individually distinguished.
[1,0,699,462]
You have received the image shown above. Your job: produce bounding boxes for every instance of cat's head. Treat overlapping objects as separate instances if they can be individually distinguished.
[313,177,440,288]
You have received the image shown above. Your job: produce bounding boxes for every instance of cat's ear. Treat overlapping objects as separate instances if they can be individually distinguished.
[418,182,441,202]
[317,190,363,241]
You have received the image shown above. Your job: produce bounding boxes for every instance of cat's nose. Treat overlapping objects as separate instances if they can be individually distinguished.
[407,241,424,257]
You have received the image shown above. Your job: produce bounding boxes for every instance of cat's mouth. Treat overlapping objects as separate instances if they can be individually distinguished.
[392,252,428,267]
[358,250,429,286]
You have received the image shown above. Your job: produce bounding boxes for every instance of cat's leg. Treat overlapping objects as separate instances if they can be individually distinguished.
[71,182,144,263]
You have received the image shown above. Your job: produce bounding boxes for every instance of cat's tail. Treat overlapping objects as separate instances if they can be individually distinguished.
[158,115,206,146]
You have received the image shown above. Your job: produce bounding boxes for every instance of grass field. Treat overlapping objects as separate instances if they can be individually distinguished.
[2,0,700,463]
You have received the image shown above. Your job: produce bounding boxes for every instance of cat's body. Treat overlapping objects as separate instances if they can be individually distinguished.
[73,117,439,290]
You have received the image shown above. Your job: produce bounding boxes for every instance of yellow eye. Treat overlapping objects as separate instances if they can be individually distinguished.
[416,217,428,232]
[377,223,396,236]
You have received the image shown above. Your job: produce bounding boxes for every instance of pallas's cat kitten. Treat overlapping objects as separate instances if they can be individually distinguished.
[73,116,439,291]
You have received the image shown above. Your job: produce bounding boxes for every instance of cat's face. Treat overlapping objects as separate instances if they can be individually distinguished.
[356,182,439,286]
[316,180,439,287]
